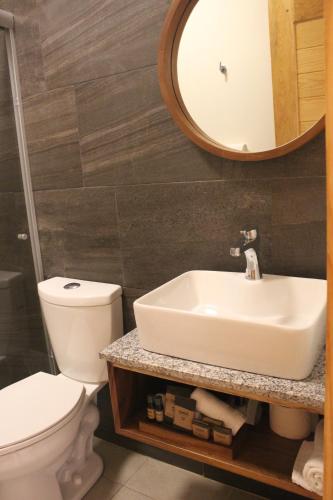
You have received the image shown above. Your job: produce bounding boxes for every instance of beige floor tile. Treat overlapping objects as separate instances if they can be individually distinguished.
[94,438,148,485]
[126,458,235,500]
[112,486,154,500]
[83,475,122,500]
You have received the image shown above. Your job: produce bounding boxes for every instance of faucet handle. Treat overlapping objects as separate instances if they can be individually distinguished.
[240,228,258,243]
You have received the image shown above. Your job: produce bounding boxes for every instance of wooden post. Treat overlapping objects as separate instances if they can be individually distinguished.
[325,0,333,497]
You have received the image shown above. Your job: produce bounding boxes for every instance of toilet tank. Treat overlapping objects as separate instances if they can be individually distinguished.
[38,277,123,383]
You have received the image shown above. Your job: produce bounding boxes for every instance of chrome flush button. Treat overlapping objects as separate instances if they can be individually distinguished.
[63,282,81,290]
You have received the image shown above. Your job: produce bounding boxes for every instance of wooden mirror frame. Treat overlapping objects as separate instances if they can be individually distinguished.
[158,0,325,162]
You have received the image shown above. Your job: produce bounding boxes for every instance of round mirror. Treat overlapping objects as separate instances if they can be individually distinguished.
[159,0,325,161]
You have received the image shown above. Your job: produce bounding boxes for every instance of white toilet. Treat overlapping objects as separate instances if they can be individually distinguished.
[0,277,123,500]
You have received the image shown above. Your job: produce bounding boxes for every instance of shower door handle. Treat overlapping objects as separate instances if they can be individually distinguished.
[17,233,29,240]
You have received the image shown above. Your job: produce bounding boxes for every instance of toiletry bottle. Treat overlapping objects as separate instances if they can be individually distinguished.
[147,394,155,421]
[154,395,164,423]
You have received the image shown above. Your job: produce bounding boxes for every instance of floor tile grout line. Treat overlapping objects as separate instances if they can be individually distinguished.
[122,456,150,487]
[123,484,156,500]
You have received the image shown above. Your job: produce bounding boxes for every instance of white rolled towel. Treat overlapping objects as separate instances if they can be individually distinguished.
[191,388,246,436]
[292,419,324,496]
[303,419,324,495]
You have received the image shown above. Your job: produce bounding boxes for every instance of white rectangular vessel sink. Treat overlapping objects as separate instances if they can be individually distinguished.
[134,271,326,380]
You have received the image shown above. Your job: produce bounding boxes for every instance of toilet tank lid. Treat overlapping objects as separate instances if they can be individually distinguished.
[38,277,122,307]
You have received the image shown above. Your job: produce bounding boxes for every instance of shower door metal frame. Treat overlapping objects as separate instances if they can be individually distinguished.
[0,9,56,374]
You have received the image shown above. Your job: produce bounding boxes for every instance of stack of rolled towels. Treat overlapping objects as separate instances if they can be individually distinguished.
[292,419,324,496]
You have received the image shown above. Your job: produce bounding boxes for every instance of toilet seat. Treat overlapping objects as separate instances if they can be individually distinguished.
[0,372,85,456]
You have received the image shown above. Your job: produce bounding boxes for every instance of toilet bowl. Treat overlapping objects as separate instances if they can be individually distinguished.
[0,277,123,500]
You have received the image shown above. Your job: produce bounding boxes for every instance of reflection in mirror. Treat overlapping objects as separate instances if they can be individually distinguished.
[176,0,325,153]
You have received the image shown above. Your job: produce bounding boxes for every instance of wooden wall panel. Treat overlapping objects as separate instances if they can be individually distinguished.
[296,18,325,48]
[299,96,325,121]
[325,0,333,497]
[298,71,325,98]
[294,0,323,22]
[296,4,325,136]
[268,0,299,146]
[299,120,317,133]
[297,46,325,74]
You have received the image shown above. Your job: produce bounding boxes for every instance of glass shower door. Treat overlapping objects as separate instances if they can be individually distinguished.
[0,28,51,388]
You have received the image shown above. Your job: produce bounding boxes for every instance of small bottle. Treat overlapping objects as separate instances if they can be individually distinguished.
[154,395,164,423]
[147,394,155,421]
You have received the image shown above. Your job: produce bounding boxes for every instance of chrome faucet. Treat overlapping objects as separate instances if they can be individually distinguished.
[230,228,262,281]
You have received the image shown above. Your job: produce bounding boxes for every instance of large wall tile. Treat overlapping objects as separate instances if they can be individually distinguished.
[23,87,82,190]
[271,222,326,279]
[116,181,272,288]
[226,133,326,181]
[63,187,123,283]
[122,288,148,333]
[0,157,22,193]
[34,187,123,283]
[76,66,233,187]
[39,0,170,88]
[0,0,46,98]
[272,177,326,226]
[34,189,69,277]
[0,102,18,162]
[116,181,272,247]
[0,31,11,105]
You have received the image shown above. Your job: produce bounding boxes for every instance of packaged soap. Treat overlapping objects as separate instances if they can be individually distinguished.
[165,385,192,422]
[173,395,196,431]
[212,426,233,446]
[202,416,224,427]
[192,419,210,440]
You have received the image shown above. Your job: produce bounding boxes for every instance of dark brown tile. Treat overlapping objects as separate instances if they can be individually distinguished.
[0,0,46,98]
[23,87,82,190]
[34,187,124,283]
[39,0,170,88]
[63,187,123,283]
[271,222,326,279]
[116,180,272,248]
[77,66,236,187]
[121,238,272,290]
[272,177,326,226]
[0,157,22,193]
[0,101,18,162]
[0,31,11,105]
[227,133,326,181]
[0,192,15,244]
[34,189,70,277]
[122,287,148,333]
[116,180,272,288]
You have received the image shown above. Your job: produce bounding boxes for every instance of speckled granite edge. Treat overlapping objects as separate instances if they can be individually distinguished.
[100,330,325,412]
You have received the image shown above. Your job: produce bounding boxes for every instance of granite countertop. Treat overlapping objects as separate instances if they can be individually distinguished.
[100,329,325,413]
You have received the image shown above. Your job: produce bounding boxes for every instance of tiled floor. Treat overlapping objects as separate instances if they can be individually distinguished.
[84,439,266,500]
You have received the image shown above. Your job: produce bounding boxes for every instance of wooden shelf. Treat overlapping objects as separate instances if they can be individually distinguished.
[108,363,321,500]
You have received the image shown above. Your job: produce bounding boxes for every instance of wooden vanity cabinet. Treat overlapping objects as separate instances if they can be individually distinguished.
[107,363,321,500]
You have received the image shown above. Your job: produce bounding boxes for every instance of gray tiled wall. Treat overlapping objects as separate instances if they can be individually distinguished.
[0,0,326,336]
